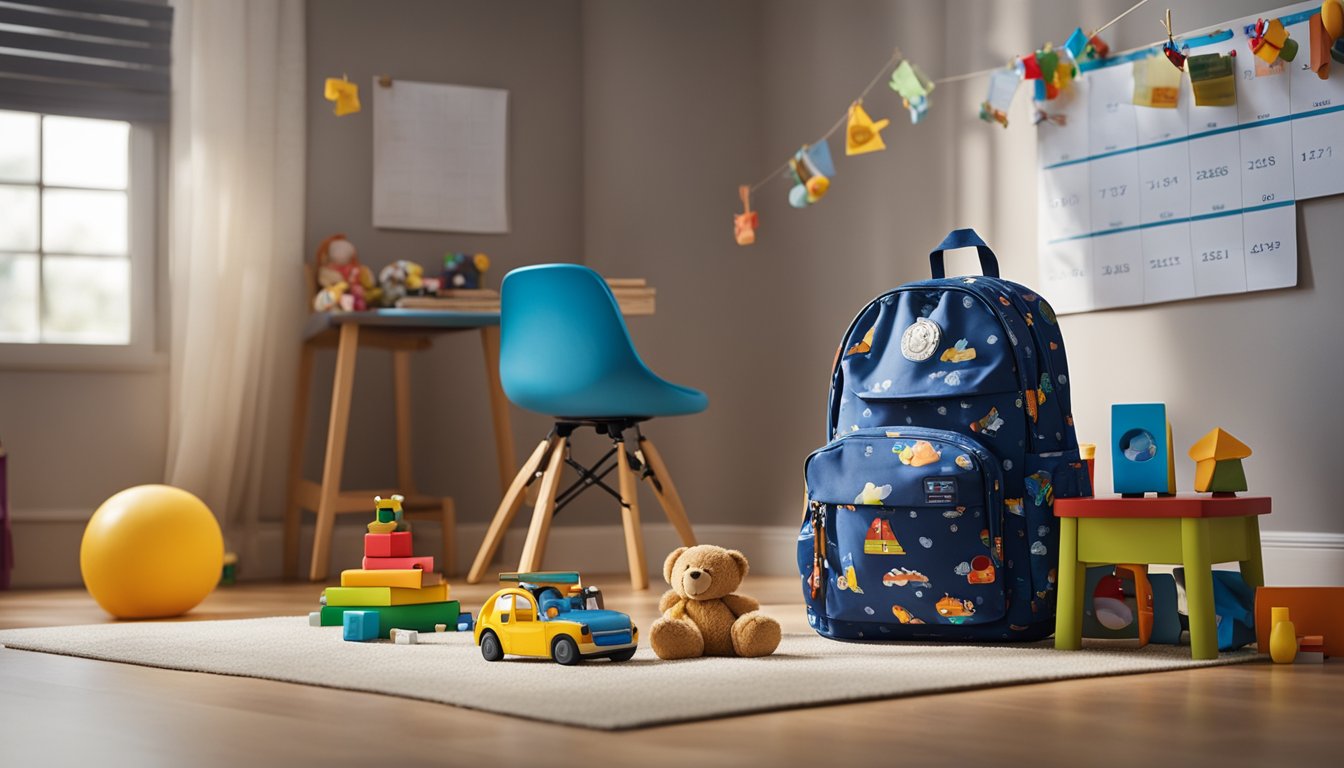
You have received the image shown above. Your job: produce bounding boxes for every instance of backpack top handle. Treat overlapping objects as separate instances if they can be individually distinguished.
[929,228,1001,279]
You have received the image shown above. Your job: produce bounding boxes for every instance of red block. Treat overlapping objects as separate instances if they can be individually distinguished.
[364,532,413,558]
[363,555,434,571]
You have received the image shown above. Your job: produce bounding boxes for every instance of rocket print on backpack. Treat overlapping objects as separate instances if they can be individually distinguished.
[798,229,1091,642]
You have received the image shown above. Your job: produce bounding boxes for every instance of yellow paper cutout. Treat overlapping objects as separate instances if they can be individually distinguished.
[1132,55,1181,108]
[324,77,361,116]
[845,102,890,155]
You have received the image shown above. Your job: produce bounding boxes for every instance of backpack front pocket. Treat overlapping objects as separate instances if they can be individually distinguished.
[804,428,1006,628]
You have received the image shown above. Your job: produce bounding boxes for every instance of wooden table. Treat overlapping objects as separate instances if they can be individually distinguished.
[1053,494,1270,660]
[287,294,655,583]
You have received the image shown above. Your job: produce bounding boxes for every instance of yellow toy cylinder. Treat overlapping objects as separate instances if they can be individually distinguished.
[80,485,224,619]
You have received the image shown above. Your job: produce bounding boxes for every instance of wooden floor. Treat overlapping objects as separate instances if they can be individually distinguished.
[1,577,1340,767]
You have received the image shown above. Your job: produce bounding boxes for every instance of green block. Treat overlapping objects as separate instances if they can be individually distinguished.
[1208,459,1247,493]
[319,601,461,637]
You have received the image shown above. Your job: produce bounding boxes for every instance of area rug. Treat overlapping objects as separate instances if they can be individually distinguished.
[0,617,1255,730]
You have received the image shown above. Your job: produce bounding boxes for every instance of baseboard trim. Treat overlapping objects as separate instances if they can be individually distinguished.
[8,518,1344,588]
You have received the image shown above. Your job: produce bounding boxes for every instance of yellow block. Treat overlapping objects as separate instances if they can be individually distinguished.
[1188,427,1252,462]
[323,583,450,607]
[340,569,432,588]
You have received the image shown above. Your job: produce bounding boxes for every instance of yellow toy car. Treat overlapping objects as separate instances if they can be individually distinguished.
[474,572,638,665]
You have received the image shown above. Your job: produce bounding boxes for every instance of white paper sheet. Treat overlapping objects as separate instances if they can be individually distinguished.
[1034,1,1344,315]
[372,79,509,233]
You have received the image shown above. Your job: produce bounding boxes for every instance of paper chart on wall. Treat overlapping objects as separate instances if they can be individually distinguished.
[1037,1,1344,315]
[372,79,509,234]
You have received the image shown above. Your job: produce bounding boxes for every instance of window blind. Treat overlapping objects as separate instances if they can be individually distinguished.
[0,0,172,122]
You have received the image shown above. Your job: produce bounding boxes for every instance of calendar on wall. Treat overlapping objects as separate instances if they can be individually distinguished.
[1036,1,1344,315]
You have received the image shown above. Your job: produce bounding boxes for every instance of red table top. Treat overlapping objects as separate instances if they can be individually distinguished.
[1054,494,1271,519]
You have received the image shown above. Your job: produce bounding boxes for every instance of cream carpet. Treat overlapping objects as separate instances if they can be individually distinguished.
[0,617,1255,730]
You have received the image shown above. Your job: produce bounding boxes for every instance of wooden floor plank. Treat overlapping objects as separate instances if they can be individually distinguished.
[1,578,1339,766]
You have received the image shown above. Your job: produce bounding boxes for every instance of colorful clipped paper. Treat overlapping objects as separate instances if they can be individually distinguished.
[341,567,435,588]
[889,60,934,123]
[979,68,1020,127]
[1063,27,1090,60]
[1187,52,1237,107]
[323,583,450,607]
[734,185,758,245]
[323,77,361,116]
[1132,54,1182,108]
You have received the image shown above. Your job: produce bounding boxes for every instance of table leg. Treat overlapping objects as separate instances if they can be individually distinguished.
[1181,518,1219,660]
[310,323,359,582]
[1240,517,1266,589]
[480,326,516,496]
[284,342,315,581]
[392,349,415,493]
[1054,516,1085,650]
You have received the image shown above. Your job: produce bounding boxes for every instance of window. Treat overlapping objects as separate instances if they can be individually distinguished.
[0,110,156,367]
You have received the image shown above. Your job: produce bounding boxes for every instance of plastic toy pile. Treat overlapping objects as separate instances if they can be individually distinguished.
[309,494,470,641]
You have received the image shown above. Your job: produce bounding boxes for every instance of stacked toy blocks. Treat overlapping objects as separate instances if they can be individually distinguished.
[1188,428,1251,495]
[312,495,462,639]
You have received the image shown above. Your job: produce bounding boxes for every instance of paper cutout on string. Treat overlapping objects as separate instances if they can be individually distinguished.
[788,141,835,208]
[979,68,1020,127]
[1310,12,1332,79]
[1063,27,1090,61]
[889,60,935,123]
[846,102,890,155]
[1187,51,1237,107]
[734,186,758,246]
[324,77,361,116]
[1132,54,1181,108]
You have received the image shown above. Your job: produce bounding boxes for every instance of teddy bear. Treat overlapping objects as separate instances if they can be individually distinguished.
[649,545,781,660]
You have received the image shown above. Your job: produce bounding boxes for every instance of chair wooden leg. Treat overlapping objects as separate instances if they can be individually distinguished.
[519,436,568,573]
[284,342,315,581]
[480,326,517,496]
[467,437,554,584]
[637,436,696,547]
[310,323,359,582]
[392,349,416,493]
[617,439,649,590]
[439,497,456,577]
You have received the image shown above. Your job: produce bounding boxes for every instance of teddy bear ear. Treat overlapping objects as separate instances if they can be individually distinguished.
[662,547,688,585]
[726,549,749,579]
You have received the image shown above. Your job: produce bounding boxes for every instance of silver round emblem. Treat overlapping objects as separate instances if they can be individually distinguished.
[900,318,941,361]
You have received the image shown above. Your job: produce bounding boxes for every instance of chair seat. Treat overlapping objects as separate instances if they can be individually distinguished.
[510,370,707,419]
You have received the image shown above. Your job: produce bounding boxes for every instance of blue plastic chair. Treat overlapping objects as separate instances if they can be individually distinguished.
[467,264,705,589]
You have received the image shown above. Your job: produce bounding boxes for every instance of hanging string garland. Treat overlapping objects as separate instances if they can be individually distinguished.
[733,0,1158,245]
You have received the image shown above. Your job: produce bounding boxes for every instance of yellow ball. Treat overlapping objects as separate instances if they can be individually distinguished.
[80,485,224,619]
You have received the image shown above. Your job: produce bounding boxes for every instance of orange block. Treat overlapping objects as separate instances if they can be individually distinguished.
[1254,587,1344,656]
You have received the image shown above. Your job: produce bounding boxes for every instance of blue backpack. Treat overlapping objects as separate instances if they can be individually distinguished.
[797,229,1092,642]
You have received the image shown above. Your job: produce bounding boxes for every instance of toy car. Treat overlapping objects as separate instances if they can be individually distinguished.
[474,572,638,665]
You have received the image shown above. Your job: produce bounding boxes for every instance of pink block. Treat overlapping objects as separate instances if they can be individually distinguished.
[364,532,413,558]
[363,555,434,571]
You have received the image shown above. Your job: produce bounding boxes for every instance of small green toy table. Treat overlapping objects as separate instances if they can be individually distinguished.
[1053,494,1270,660]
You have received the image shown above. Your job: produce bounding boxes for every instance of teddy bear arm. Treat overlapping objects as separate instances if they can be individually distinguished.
[657,589,682,614]
[720,592,760,617]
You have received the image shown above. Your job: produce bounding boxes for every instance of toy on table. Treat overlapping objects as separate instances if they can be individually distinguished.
[1249,17,1298,64]
[315,494,461,640]
[1111,403,1176,497]
[649,545,780,660]
[734,185,758,246]
[377,260,431,306]
[474,571,638,664]
[314,235,379,311]
[845,101,889,155]
[80,485,223,619]
[323,76,361,116]
[1188,427,1251,495]
[442,252,490,290]
[786,141,834,209]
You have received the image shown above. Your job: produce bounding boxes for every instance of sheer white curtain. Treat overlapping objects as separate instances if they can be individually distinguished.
[166,0,306,563]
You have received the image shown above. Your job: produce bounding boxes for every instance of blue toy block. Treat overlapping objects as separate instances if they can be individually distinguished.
[1111,403,1174,495]
[343,610,379,642]
[457,612,474,632]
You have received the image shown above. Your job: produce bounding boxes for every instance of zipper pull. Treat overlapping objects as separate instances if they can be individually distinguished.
[809,502,826,600]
